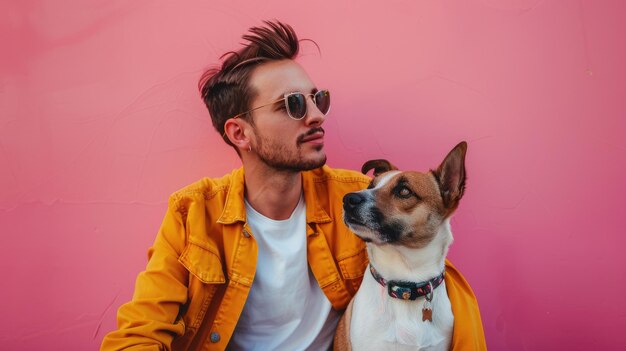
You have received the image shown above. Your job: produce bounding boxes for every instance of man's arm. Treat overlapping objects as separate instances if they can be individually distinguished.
[101,201,189,351]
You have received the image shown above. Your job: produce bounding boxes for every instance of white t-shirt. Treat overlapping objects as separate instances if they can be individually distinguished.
[228,195,339,350]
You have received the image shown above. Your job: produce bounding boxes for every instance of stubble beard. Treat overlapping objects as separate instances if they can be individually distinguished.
[254,130,327,172]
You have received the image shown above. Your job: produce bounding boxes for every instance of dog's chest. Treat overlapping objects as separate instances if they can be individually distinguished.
[349,273,454,351]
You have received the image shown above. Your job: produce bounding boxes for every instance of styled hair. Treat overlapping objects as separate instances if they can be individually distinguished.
[198,20,300,148]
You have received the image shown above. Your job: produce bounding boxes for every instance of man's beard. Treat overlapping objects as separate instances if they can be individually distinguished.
[254,127,327,172]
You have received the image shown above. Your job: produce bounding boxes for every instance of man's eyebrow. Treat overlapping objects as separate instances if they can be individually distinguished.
[271,87,318,101]
[283,87,318,95]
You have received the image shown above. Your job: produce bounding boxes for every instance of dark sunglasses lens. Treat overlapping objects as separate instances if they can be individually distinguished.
[286,93,307,119]
[315,90,330,115]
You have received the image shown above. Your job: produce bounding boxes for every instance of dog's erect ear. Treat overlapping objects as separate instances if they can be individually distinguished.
[433,141,467,210]
[361,159,398,177]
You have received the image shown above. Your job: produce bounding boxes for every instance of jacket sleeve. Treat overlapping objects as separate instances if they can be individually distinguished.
[445,260,487,351]
[101,199,189,351]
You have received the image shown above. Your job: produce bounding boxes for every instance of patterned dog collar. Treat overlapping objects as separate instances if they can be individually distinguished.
[369,264,445,301]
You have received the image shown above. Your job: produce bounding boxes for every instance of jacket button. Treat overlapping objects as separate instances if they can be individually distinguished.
[210,331,220,343]
[243,231,251,238]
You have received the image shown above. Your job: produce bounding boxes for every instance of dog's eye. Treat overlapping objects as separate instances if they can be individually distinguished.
[367,181,375,189]
[396,186,413,198]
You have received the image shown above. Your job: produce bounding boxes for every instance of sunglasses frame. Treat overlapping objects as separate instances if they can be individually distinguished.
[230,89,330,121]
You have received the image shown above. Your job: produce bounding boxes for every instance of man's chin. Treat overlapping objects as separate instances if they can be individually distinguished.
[260,154,326,172]
[299,154,327,171]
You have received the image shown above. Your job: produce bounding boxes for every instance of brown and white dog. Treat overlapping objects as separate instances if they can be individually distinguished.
[335,142,468,351]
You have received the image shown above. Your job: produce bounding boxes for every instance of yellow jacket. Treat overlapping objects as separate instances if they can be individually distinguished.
[101,166,371,351]
[445,260,487,350]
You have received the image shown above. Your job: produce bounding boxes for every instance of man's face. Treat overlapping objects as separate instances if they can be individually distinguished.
[246,59,327,172]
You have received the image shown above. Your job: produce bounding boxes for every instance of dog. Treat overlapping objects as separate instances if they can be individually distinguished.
[334,141,486,350]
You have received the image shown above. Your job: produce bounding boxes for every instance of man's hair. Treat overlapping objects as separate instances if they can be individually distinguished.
[198,21,300,148]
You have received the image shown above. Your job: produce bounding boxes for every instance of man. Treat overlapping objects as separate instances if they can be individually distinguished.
[101,21,370,350]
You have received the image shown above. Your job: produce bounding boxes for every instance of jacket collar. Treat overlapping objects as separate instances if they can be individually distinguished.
[217,167,332,226]
[216,167,247,225]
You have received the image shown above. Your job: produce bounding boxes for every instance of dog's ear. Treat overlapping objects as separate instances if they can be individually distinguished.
[361,159,398,177]
[432,141,467,210]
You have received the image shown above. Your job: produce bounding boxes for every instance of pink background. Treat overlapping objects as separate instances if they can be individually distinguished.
[1,0,625,350]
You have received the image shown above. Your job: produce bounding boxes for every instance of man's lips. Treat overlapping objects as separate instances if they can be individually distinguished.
[298,128,325,144]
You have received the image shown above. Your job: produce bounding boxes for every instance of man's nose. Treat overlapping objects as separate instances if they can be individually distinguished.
[304,98,325,126]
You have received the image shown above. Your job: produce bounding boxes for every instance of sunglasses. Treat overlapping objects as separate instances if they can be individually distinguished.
[232,89,331,120]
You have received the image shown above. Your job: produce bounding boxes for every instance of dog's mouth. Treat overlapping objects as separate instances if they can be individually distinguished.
[343,214,376,243]
[344,213,362,226]
[344,212,372,230]
[347,224,373,243]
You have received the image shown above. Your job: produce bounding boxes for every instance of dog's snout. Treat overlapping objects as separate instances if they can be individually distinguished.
[343,192,365,209]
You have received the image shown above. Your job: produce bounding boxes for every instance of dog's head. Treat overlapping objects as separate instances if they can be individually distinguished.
[343,142,467,248]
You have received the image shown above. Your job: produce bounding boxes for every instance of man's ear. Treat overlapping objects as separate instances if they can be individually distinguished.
[432,141,467,210]
[224,119,251,151]
[361,159,398,176]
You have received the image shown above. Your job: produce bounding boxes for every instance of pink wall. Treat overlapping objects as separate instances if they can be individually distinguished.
[2,0,625,349]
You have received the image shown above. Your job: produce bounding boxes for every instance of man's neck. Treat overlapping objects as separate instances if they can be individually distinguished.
[243,164,303,220]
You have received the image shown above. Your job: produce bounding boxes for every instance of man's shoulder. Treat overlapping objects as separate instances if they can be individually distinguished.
[167,168,241,207]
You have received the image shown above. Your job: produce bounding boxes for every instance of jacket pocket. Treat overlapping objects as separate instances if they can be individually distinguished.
[179,242,226,284]
[337,248,369,296]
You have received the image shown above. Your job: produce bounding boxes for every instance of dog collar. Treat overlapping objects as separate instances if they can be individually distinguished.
[369,264,445,301]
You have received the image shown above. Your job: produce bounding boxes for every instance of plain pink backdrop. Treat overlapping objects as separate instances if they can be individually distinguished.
[1,0,625,350]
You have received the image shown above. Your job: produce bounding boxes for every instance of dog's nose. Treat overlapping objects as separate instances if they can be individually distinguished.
[343,192,365,209]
